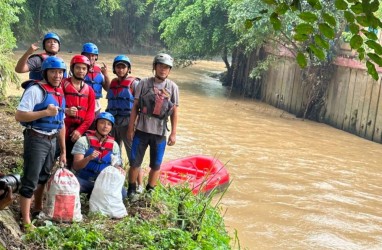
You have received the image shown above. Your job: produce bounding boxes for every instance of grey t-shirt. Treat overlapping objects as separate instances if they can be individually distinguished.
[134,77,179,136]
[27,55,43,73]
[27,55,68,79]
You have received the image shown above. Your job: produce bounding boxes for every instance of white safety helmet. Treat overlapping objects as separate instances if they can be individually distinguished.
[153,53,173,68]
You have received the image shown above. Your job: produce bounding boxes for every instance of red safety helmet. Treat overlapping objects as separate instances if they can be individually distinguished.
[70,54,91,74]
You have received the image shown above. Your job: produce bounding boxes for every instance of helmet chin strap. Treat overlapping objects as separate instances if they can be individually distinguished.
[73,74,85,81]
[72,68,88,81]
[44,76,59,88]
[95,128,108,139]
[154,70,167,81]
[95,121,110,139]
[47,81,61,91]
[155,75,166,81]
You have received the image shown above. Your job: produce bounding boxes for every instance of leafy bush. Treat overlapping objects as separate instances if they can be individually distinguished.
[23,184,232,249]
[0,1,23,98]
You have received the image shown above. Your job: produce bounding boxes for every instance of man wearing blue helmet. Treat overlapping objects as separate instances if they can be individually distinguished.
[15,32,62,80]
[106,55,144,192]
[15,56,67,229]
[81,43,111,119]
[71,112,125,198]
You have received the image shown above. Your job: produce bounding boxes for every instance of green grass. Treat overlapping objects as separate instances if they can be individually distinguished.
[23,184,232,249]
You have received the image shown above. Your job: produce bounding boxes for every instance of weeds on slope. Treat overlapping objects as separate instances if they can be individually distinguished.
[23,184,231,250]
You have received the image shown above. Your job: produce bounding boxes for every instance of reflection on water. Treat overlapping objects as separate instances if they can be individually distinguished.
[13,52,382,249]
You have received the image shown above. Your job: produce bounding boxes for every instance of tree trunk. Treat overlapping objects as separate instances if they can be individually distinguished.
[230,46,245,94]
[36,0,44,35]
[223,47,238,87]
[221,47,230,72]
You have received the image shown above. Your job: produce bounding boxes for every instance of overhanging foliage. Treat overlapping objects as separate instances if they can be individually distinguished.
[258,0,382,80]
[0,0,24,97]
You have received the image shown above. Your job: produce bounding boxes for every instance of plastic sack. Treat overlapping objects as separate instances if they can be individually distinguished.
[89,165,127,218]
[45,168,82,222]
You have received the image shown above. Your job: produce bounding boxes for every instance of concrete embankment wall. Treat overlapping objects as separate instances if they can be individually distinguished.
[260,57,382,143]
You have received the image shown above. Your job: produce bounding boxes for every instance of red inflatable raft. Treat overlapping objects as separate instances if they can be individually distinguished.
[159,155,230,194]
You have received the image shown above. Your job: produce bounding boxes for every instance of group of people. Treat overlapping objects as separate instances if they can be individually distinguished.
[13,32,179,228]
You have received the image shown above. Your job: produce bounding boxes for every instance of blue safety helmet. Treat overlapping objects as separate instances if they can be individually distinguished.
[41,56,66,81]
[42,56,66,72]
[82,43,99,55]
[42,32,60,51]
[113,55,131,74]
[96,112,115,126]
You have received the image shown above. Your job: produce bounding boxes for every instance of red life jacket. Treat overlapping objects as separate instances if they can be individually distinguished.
[40,82,65,107]
[86,130,114,159]
[77,130,115,181]
[63,78,91,131]
[109,77,135,95]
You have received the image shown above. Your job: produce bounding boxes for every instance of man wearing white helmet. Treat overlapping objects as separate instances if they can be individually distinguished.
[127,53,179,201]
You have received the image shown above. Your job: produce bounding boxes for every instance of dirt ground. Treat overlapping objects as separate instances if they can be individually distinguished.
[0,101,23,170]
[0,100,28,249]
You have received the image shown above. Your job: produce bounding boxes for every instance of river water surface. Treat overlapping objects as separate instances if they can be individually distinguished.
[14,52,382,249]
[157,56,382,250]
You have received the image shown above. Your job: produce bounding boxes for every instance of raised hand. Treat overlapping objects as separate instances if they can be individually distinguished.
[101,62,108,76]
[27,41,40,54]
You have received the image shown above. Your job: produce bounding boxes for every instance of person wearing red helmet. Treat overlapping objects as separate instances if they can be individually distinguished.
[15,32,63,80]
[62,55,96,169]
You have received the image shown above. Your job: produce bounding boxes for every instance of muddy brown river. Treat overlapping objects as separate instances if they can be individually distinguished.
[13,52,382,249]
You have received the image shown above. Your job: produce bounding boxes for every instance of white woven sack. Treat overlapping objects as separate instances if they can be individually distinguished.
[89,166,127,218]
[45,168,82,222]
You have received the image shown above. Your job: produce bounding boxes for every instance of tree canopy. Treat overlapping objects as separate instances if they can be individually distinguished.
[1,0,382,96]
[0,0,24,96]
[151,0,236,67]
[258,0,382,80]
[12,0,158,51]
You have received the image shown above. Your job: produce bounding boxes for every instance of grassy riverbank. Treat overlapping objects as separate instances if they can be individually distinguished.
[0,92,234,250]
[0,52,236,249]
[23,185,232,249]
